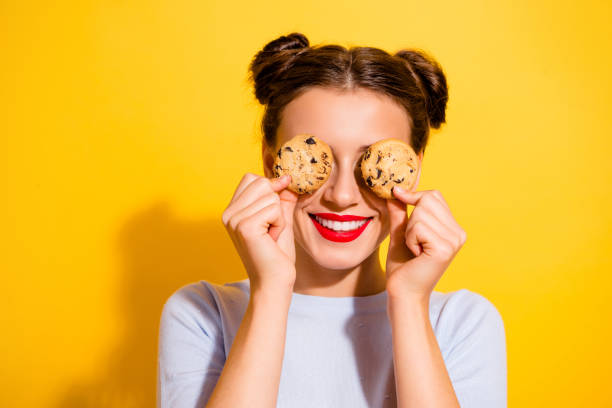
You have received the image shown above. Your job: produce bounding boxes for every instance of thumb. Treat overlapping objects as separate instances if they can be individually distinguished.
[386,191,411,268]
[278,187,298,228]
[268,175,298,240]
[387,192,408,246]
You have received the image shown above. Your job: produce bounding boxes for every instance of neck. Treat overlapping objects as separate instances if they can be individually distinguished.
[292,244,387,297]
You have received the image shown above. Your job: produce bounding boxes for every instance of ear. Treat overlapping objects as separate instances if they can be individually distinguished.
[412,150,424,192]
[262,142,276,178]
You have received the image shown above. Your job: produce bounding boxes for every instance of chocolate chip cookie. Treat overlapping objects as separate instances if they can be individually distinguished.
[273,134,333,194]
[360,138,419,199]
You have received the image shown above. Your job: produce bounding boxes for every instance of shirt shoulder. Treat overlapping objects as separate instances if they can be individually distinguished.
[429,288,505,340]
[429,289,507,407]
[161,278,250,350]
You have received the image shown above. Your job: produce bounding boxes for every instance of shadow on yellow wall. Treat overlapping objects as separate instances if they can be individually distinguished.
[53,202,243,407]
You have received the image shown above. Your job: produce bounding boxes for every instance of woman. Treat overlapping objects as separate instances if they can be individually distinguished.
[157,33,507,408]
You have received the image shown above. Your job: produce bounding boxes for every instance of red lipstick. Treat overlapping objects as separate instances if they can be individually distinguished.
[309,213,373,243]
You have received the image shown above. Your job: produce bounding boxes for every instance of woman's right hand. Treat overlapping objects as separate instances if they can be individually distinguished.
[222,173,298,292]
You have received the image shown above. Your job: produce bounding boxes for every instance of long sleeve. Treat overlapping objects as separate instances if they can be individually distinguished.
[436,289,507,408]
[157,284,227,408]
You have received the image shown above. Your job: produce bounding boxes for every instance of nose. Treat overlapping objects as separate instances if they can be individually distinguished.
[322,159,362,209]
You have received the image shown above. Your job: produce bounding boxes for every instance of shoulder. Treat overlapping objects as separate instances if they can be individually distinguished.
[160,278,250,335]
[429,288,505,345]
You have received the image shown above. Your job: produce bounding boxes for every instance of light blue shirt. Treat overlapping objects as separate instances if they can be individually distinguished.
[157,279,507,407]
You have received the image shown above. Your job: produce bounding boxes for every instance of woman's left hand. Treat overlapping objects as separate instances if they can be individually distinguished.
[385,186,467,301]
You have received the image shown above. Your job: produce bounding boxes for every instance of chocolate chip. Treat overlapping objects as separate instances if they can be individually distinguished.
[376,168,382,179]
[310,157,317,163]
[322,152,328,159]
[298,187,303,192]
[305,137,316,145]
[393,177,405,183]
[365,150,371,160]
[366,176,373,187]
[274,164,282,170]
[284,146,293,152]
[381,180,388,186]
[376,154,381,164]
[277,149,282,158]
[410,169,414,173]
[316,176,324,180]
[307,180,313,185]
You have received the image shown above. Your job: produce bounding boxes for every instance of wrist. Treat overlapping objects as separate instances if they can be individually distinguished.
[386,288,430,311]
[250,280,295,302]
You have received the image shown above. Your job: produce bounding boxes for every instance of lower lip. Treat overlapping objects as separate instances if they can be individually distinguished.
[309,214,372,243]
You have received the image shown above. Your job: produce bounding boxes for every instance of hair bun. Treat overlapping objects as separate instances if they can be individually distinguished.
[249,33,310,105]
[395,49,448,129]
[263,32,309,53]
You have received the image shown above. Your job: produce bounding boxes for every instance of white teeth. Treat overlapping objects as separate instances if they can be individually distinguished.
[314,216,368,231]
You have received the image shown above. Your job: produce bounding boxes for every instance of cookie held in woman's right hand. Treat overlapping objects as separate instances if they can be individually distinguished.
[360,138,419,199]
[273,134,333,194]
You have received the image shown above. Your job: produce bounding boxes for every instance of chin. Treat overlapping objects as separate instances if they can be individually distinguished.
[306,246,373,271]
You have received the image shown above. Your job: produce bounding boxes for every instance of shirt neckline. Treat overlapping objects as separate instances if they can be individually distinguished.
[240,278,388,314]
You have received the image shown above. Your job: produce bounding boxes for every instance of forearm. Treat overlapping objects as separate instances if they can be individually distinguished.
[206,285,292,408]
[387,293,460,408]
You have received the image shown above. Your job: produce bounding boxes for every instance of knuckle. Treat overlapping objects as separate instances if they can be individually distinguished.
[236,219,250,236]
[228,217,239,232]
[423,192,437,205]
[239,173,256,186]
[412,220,424,233]
[268,192,281,203]
[439,243,454,257]
[432,189,443,199]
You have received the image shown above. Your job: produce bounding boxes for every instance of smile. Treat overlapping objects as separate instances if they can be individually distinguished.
[308,212,373,243]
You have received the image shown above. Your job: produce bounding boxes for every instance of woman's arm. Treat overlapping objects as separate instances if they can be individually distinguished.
[385,187,468,407]
[387,292,460,408]
[206,284,293,408]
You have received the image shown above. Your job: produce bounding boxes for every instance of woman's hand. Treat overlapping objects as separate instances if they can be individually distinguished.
[222,173,299,292]
[385,186,467,301]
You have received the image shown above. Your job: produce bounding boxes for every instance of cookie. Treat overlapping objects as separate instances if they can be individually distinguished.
[360,138,419,199]
[273,134,333,194]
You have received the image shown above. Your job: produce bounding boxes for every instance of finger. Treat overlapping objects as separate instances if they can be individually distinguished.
[229,173,259,205]
[410,193,464,240]
[228,193,281,233]
[386,195,408,247]
[270,174,292,192]
[385,198,412,269]
[278,188,298,229]
[405,220,448,257]
[392,186,426,206]
[430,189,451,212]
[406,206,458,250]
[226,175,290,221]
[237,201,284,243]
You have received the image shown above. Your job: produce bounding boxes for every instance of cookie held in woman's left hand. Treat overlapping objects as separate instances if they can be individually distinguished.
[273,134,333,194]
[360,138,419,199]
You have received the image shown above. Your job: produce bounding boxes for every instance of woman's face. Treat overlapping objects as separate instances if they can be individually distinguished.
[263,86,423,270]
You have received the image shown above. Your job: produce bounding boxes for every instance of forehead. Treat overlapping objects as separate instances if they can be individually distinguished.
[276,87,412,153]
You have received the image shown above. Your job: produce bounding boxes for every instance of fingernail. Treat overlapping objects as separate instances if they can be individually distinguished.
[394,186,404,194]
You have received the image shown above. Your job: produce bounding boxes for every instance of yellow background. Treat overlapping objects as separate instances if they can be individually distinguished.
[2,1,610,407]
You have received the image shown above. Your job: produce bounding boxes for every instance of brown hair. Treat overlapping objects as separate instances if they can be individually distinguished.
[248,32,448,155]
